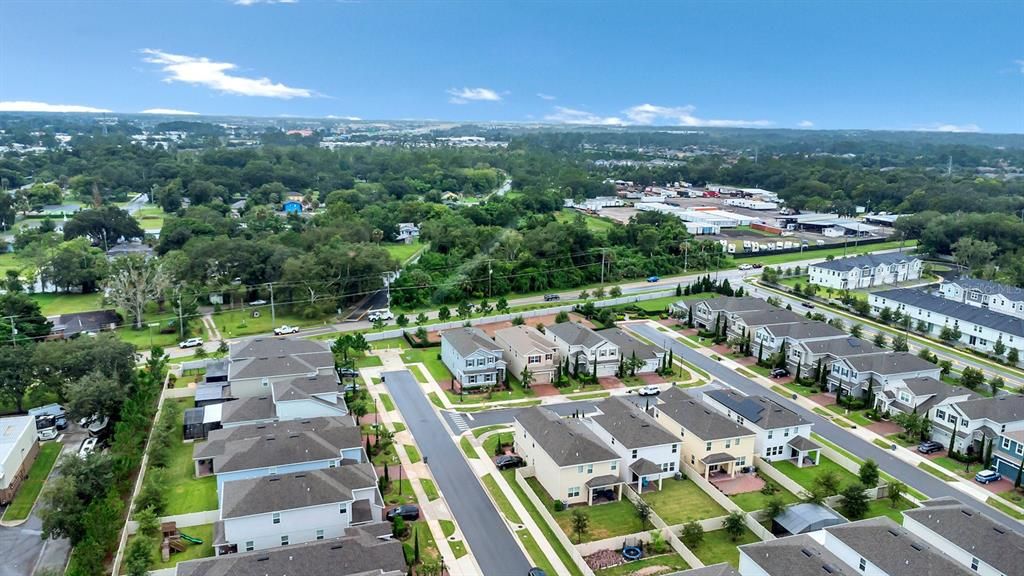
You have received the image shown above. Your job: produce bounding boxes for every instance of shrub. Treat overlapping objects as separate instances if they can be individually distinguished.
[680,521,704,549]
[553,500,566,512]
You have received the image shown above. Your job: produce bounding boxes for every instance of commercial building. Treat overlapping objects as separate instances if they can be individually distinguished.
[0,416,38,505]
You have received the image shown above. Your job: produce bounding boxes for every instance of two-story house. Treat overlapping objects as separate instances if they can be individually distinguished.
[228,338,336,398]
[808,252,922,290]
[726,308,805,344]
[215,463,381,556]
[903,497,1024,576]
[826,352,941,398]
[208,373,349,431]
[671,296,774,331]
[595,327,665,374]
[494,325,558,384]
[993,429,1024,480]
[703,389,820,468]
[930,395,1024,458]
[939,277,1024,321]
[513,407,622,506]
[754,321,847,359]
[651,388,755,480]
[584,397,679,492]
[818,517,973,576]
[546,322,619,378]
[873,376,979,418]
[440,327,507,389]
[786,336,884,380]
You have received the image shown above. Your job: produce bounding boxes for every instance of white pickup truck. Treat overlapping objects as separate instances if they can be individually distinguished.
[274,325,300,335]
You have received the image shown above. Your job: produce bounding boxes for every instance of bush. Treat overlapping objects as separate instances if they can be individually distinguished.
[392,516,408,539]
[553,500,566,512]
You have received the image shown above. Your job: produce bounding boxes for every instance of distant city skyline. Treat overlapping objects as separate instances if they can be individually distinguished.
[1,1,1022,133]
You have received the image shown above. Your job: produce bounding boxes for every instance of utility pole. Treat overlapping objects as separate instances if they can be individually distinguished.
[600,250,606,284]
[177,290,184,339]
[268,282,276,327]
[683,243,689,272]
[488,262,493,298]
[5,315,16,344]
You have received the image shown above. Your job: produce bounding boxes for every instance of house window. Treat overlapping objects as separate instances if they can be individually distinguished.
[586,464,593,474]
[316,529,325,540]
[767,430,774,439]
[1004,438,1012,450]
[568,486,580,498]
[705,441,712,452]
[936,409,946,420]
[671,444,678,454]
[725,439,731,449]
[784,428,790,437]
[329,460,337,468]
[245,541,254,552]
[272,512,280,524]
[281,535,289,546]
[961,418,969,427]
[680,428,685,438]
[735,438,740,446]
[528,355,541,364]
[269,466,278,475]
[262,378,269,387]
[545,353,553,361]
[611,462,617,471]
[690,455,695,465]
[339,503,347,515]
[947,414,957,424]
[1016,443,1023,457]
[737,457,746,466]
[631,449,638,459]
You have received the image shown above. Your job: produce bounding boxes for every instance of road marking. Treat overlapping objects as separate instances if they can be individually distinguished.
[447,412,470,433]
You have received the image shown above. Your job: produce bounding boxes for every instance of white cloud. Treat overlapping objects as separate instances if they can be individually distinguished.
[623,103,772,128]
[1015,59,1024,74]
[446,87,501,104]
[544,106,624,126]
[326,115,362,120]
[141,108,199,115]
[536,93,557,101]
[234,0,297,5]
[917,122,982,133]
[142,49,314,99]
[797,120,814,128]
[0,100,111,113]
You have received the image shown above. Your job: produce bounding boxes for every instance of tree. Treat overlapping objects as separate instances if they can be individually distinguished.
[993,335,1007,358]
[960,367,984,390]
[414,526,421,564]
[917,347,937,364]
[555,310,570,323]
[939,359,953,377]
[1009,347,1020,366]
[764,497,787,521]
[814,470,843,496]
[63,206,144,249]
[457,301,472,320]
[610,286,622,297]
[680,521,704,549]
[39,453,116,545]
[892,334,909,352]
[0,292,52,342]
[415,312,428,326]
[123,534,154,576]
[570,508,589,544]
[858,459,880,487]
[887,481,906,508]
[989,376,1005,396]
[105,255,168,329]
[634,499,652,531]
[396,313,409,328]
[723,511,745,541]
[839,483,870,519]
[952,237,998,271]
[437,306,451,321]
[872,332,888,348]
[0,345,35,413]
[520,366,533,390]
[42,238,109,293]
[496,297,509,313]
[879,307,894,324]
[66,369,129,423]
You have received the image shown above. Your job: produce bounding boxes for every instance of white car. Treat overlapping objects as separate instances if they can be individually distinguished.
[248,299,268,306]
[179,337,204,348]
[79,437,98,458]
[274,325,300,335]
[368,310,394,322]
[738,263,753,271]
[637,385,661,396]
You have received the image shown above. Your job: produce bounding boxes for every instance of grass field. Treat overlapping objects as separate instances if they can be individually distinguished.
[0,442,63,521]
[987,497,1024,520]
[383,479,416,506]
[729,478,800,512]
[30,292,106,316]
[691,527,759,567]
[402,444,421,464]
[500,470,584,576]
[748,240,916,266]
[526,477,644,542]
[555,209,616,233]
[354,354,383,368]
[642,478,727,525]
[773,456,860,493]
[0,252,32,274]
[134,205,167,231]
[382,240,423,264]
[211,307,325,339]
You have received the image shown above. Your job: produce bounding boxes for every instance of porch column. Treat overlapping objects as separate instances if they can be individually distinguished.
[588,489,593,506]
[704,466,710,480]
[658,475,663,490]
[616,484,623,501]
[814,450,821,466]
[730,462,737,478]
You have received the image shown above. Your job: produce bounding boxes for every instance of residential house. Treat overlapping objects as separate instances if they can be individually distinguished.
[826,352,941,398]
[726,308,805,344]
[753,321,847,358]
[192,417,364,493]
[513,407,622,506]
[873,376,979,418]
[546,322,619,378]
[929,395,1024,457]
[192,372,350,433]
[903,497,1024,576]
[808,252,922,290]
[228,338,336,398]
[440,327,506,389]
[651,388,756,480]
[703,389,820,467]
[993,428,1024,480]
[177,524,405,576]
[215,463,381,555]
[938,277,1024,320]
[0,416,38,505]
[494,325,558,384]
[584,396,680,491]
[869,288,1024,365]
[786,336,884,380]
[49,309,120,338]
[671,296,774,330]
[596,327,665,374]
[395,222,419,243]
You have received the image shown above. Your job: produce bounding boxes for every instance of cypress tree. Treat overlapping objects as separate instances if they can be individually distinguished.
[414,527,421,564]
[630,350,638,377]
[687,306,694,328]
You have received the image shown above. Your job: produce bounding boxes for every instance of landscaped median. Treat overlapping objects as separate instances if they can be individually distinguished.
[498,469,585,576]
[1,441,63,522]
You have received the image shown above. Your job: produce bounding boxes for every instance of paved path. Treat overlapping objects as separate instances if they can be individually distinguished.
[626,322,1023,528]
[383,370,532,575]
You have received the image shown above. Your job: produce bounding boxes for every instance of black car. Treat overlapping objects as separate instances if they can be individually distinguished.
[386,504,420,521]
[339,368,360,378]
[495,455,525,470]
[917,440,943,454]
[770,368,790,378]
[543,294,560,302]
[800,302,815,308]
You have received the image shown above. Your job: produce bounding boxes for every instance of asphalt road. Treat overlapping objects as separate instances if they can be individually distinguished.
[625,322,1023,528]
[382,370,532,574]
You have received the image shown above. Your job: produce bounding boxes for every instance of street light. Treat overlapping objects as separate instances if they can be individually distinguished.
[393,455,403,495]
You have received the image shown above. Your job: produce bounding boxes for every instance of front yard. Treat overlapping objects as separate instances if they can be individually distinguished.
[400,347,452,383]
[641,478,727,526]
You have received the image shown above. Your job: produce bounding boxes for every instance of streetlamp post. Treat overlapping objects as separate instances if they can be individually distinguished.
[393,455,403,495]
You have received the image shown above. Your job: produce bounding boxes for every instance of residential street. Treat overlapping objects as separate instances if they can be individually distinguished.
[382,370,533,575]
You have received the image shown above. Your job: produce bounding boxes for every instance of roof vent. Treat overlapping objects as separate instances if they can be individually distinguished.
[994,527,1006,535]
[268,477,280,482]
[887,528,900,537]
[289,433,299,438]
[265,435,276,441]
[800,548,813,558]
[330,544,344,550]
[822,565,835,574]
[911,543,924,552]
[256,556,270,562]
[294,474,305,478]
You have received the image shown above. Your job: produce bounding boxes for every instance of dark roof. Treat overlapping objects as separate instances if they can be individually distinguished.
[705,389,809,429]
[220,396,276,425]
[51,309,120,337]
[740,533,854,576]
[787,436,821,452]
[872,288,1024,338]
[841,352,939,376]
[231,337,331,360]
[760,321,847,341]
[585,474,622,488]
[731,308,806,327]
[694,296,775,314]
[899,377,980,413]
[204,359,230,380]
[812,252,918,272]
[546,322,608,349]
[951,394,1024,424]
[515,407,618,466]
[824,517,974,576]
[274,373,339,402]
[221,463,377,518]
[945,277,1024,301]
[675,564,740,576]
[773,503,846,536]
[195,418,361,473]
[230,352,335,381]
[800,337,883,358]
[596,327,661,360]
[655,388,752,441]
[903,498,1024,575]
[441,327,501,357]
[591,396,678,448]
[629,458,663,476]
[701,452,738,465]
[176,524,405,576]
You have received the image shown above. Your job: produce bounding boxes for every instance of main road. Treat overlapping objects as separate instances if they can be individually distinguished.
[625,322,1023,528]
[382,370,533,575]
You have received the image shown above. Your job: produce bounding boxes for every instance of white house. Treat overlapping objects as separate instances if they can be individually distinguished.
[584,397,679,492]
[0,416,38,505]
[938,277,1024,320]
[872,376,979,418]
[726,308,805,343]
[808,252,922,290]
[929,395,1024,456]
[395,222,420,243]
[440,327,507,389]
[786,336,884,379]
[903,497,1024,576]
[671,296,774,330]
[753,321,847,358]
[216,463,381,555]
[826,352,941,398]
[546,322,619,378]
[703,389,820,467]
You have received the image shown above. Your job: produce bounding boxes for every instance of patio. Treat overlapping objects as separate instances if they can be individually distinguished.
[710,471,764,495]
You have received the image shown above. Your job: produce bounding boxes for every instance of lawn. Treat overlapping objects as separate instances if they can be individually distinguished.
[371,337,408,350]
[382,240,423,264]
[370,442,398,467]
[500,470,584,576]
[440,519,456,538]
[460,436,478,459]
[0,252,32,275]
[123,522,215,572]
[30,292,106,316]
[642,478,727,525]
[483,473,522,524]
[134,206,167,231]
[918,462,958,482]
[862,497,916,523]
[409,365,429,384]
[773,457,860,493]
[987,497,1024,520]
[516,529,558,576]
[402,521,440,565]
[383,479,417,506]
[595,553,689,576]
[555,209,616,233]
[729,478,800,512]
[931,456,979,479]
[826,404,875,427]
[472,425,510,438]
[420,478,440,501]
[444,374,539,406]
[354,354,383,368]
[691,527,760,567]
[0,442,63,521]
[392,422,406,433]
[116,325,181,350]
[378,393,395,412]
[525,477,644,542]
[211,307,326,339]
[483,431,515,458]
[401,347,451,383]
[403,444,422,464]
[427,392,444,409]
[160,439,219,516]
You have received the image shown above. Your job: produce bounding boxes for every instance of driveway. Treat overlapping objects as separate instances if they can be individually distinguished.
[382,370,532,575]
[626,322,1023,527]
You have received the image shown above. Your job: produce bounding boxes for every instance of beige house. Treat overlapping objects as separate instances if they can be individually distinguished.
[513,407,622,506]
[651,388,755,480]
[494,325,558,384]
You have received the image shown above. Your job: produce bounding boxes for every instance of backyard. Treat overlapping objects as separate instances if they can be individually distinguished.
[30,292,106,316]
[729,478,800,512]
[641,478,727,525]
[690,526,760,567]
[159,428,219,516]
[594,553,690,576]
[772,456,861,492]
[122,522,215,573]
[526,477,645,542]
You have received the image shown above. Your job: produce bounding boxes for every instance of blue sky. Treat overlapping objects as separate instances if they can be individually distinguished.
[1,1,1022,133]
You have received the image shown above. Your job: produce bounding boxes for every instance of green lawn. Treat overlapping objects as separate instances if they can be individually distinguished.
[472,425,511,438]
[427,392,444,409]
[773,457,860,493]
[30,292,106,316]
[450,539,468,558]
[526,477,644,542]
[382,240,423,264]
[123,523,215,572]
[392,422,406,433]
[862,497,916,523]
[483,473,522,524]
[401,347,451,383]
[440,519,456,538]
[555,209,616,233]
[691,527,760,567]
[483,431,516,458]
[500,470,584,576]
[460,436,478,459]
[409,365,429,384]
[516,529,558,576]
[642,478,727,525]
[354,354,383,368]
[595,553,689,576]
[134,206,167,231]
[0,442,63,521]
[371,442,398,467]
[116,325,181,350]
[729,478,800,512]
[0,252,32,274]
[383,479,417,506]
[931,456,979,479]
[826,404,875,427]
[160,438,219,516]
[371,337,408,350]
[211,307,326,339]
[918,462,958,482]
[420,478,440,501]
[750,240,916,266]
[987,497,1024,520]
[0,389,61,418]
[403,444,421,464]
[378,393,395,412]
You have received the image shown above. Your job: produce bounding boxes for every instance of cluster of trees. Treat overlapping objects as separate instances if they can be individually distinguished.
[896,212,1024,286]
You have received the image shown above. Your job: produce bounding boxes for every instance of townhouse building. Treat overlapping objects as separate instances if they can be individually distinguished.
[873,376,978,418]
[808,252,922,290]
[228,338,336,398]
[726,308,805,343]
[785,336,884,379]
[671,296,774,331]
[939,277,1024,320]
[903,497,1024,576]
[595,327,665,374]
[929,395,1024,457]
[753,321,847,358]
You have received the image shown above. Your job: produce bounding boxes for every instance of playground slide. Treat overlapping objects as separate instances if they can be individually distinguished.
[179,533,203,545]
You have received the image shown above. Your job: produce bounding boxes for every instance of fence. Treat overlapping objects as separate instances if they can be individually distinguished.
[513,469,596,576]
[680,465,774,541]
[124,509,220,536]
[732,236,894,260]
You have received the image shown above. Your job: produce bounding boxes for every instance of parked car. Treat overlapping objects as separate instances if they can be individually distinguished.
[738,264,753,271]
[975,469,1002,484]
[528,568,548,576]
[274,325,300,335]
[386,504,420,521]
[917,440,943,454]
[800,302,815,309]
[179,337,204,348]
[751,263,764,269]
[339,367,360,378]
[543,294,561,302]
[79,437,99,458]
[637,385,661,396]
[248,299,268,306]
[343,382,361,393]
[495,455,525,470]
[770,368,790,378]
[368,310,394,321]
[647,276,660,282]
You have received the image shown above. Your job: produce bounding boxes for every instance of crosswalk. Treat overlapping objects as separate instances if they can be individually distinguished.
[446,411,470,434]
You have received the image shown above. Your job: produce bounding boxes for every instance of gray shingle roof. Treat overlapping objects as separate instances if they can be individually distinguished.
[591,396,678,448]
[441,327,501,357]
[812,252,918,272]
[873,288,1024,338]
[841,352,938,375]
[51,309,120,337]
[732,308,806,328]
[220,396,276,425]
[629,458,663,476]
[494,325,556,354]
[176,524,405,576]
[740,533,854,576]
[761,321,847,341]
[903,498,1024,575]
[274,373,339,402]
[595,327,661,361]
[694,296,775,314]
[824,517,974,576]
[655,388,752,441]
[945,277,1024,301]
[800,337,883,358]
[675,564,740,576]
[221,463,377,518]
[546,322,608,349]
[195,418,361,473]
[231,337,331,360]
[515,407,618,466]
[705,389,809,429]
[952,394,1024,424]
[230,352,335,381]
[898,377,979,414]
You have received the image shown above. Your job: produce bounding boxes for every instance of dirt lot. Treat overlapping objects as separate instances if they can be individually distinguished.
[471,312,593,337]
[599,206,637,224]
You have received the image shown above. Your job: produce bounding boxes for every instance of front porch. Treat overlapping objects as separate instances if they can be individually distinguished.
[585,475,624,505]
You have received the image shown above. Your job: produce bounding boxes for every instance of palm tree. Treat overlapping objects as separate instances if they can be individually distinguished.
[520,366,534,390]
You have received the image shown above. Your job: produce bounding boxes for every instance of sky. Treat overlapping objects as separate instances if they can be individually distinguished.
[1,1,1022,133]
